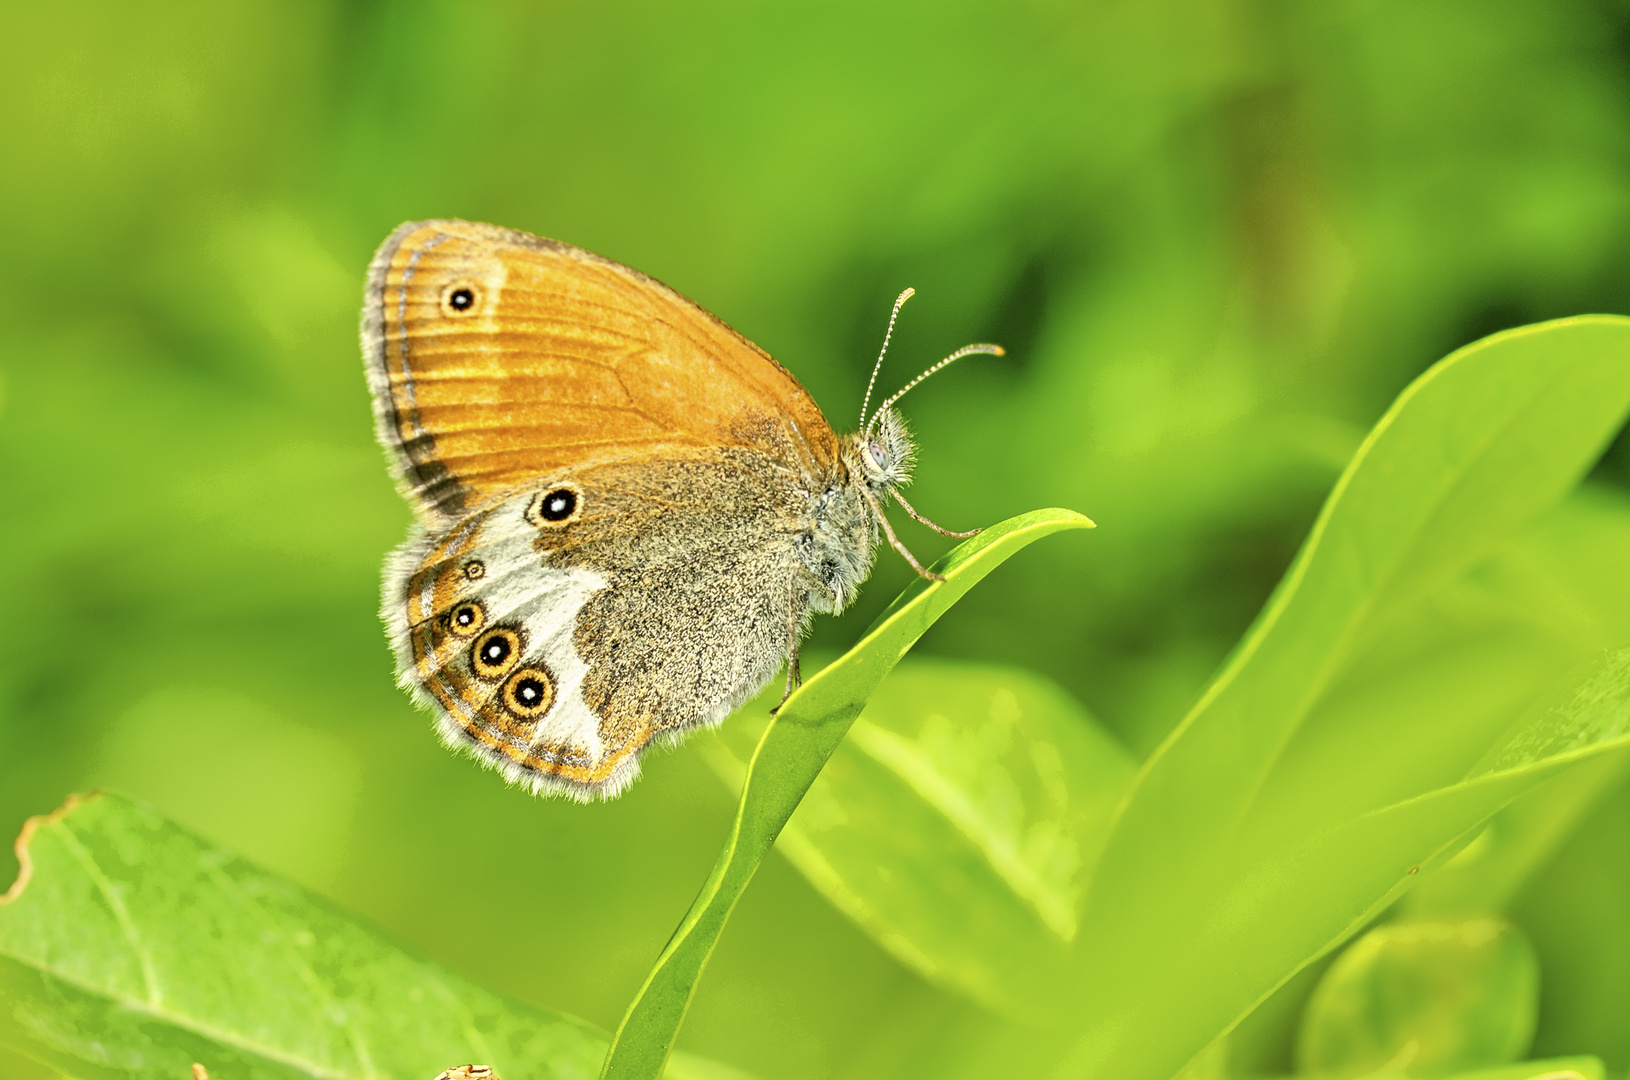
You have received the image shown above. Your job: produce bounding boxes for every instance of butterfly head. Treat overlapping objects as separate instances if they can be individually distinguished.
[855,406,916,491]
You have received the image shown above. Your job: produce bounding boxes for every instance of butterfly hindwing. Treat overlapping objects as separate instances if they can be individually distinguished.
[389,497,612,790]
[386,442,839,799]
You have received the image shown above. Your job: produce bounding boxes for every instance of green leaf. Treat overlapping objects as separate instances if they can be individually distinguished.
[0,792,742,1080]
[1296,916,1539,1078]
[1435,1059,1604,1080]
[599,508,1095,1080]
[1058,317,1630,1080]
[703,658,1134,1016]
[1246,485,1630,918]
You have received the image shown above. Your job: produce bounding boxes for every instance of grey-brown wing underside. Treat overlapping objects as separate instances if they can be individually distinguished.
[386,444,822,799]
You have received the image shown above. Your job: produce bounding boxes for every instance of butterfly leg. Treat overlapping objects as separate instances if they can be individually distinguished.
[863,486,946,582]
[890,489,982,538]
[771,584,804,715]
[771,644,801,715]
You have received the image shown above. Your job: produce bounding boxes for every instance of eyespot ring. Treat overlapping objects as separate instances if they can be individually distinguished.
[527,485,582,527]
[471,627,521,679]
[446,602,485,637]
[441,283,480,316]
[463,560,486,581]
[503,666,555,719]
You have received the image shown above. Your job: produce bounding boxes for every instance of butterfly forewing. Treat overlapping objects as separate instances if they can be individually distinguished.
[363,219,840,521]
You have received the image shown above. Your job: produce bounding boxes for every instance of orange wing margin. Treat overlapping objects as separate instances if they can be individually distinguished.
[362,219,841,520]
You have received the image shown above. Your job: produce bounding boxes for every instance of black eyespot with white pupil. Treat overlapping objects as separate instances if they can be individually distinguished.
[541,488,576,521]
[448,602,485,637]
[503,666,555,718]
[471,626,521,678]
[449,288,474,310]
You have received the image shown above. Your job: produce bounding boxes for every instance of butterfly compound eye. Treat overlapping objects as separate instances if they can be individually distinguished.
[441,284,479,316]
[528,486,580,527]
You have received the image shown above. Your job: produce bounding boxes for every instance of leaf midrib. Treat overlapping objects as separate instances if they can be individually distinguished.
[5,955,356,1080]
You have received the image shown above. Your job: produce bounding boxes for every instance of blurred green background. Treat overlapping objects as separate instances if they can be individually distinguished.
[4,3,1630,1078]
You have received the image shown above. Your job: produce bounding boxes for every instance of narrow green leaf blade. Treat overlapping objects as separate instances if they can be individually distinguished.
[599,508,1094,1080]
[704,659,1134,1015]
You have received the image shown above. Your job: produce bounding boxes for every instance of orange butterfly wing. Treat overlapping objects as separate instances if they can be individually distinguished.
[362,219,841,520]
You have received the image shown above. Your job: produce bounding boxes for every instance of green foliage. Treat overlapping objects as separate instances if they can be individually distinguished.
[703,658,1134,1016]
[1436,1063,1603,1080]
[1047,318,1630,1080]
[8,4,1630,1079]
[600,511,1092,1078]
[0,793,738,1080]
[14,318,1627,1080]
[1296,916,1539,1079]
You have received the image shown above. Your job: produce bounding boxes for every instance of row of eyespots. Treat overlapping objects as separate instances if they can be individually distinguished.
[442,601,556,720]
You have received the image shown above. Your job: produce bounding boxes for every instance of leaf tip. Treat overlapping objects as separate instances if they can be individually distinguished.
[1037,507,1095,529]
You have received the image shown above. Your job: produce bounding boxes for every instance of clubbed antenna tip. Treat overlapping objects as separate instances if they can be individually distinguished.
[865,342,1005,436]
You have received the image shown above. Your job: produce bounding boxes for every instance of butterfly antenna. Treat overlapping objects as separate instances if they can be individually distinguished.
[866,342,1005,437]
[859,287,916,429]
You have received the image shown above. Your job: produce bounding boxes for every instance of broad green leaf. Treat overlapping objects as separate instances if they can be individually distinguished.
[598,509,1094,1080]
[1296,916,1538,1078]
[0,793,742,1080]
[704,659,1134,1016]
[1240,486,1630,874]
[1508,768,1630,1066]
[1101,648,1630,1080]
[1207,487,1630,1080]
[1061,318,1630,1080]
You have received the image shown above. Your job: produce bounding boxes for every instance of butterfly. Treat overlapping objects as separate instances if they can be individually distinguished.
[363,220,1001,799]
